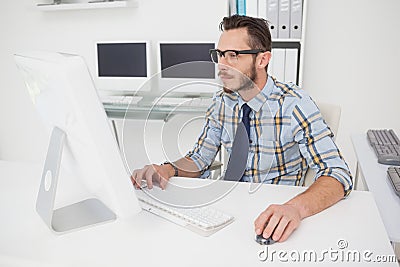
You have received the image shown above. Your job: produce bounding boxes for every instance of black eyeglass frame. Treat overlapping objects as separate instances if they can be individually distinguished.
[209,48,265,62]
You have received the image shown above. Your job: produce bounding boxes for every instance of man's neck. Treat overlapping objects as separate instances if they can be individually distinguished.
[238,74,268,102]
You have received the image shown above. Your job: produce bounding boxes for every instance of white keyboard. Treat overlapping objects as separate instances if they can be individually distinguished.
[102,96,212,110]
[136,189,234,237]
[101,95,142,105]
[153,97,212,108]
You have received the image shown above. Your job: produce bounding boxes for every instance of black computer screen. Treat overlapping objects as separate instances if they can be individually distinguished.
[97,43,147,77]
[160,43,215,79]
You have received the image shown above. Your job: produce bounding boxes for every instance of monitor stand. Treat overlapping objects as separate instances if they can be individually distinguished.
[36,127,116,234]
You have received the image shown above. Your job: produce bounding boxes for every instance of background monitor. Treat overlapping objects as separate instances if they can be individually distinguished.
[14,51,141,233]
[95,41,151,93]
[156,42,218,95]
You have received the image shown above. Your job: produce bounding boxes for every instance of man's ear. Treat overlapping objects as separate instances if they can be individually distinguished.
[257,51,272,70]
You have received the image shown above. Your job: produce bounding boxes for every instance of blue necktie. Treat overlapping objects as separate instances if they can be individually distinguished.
[240,104,251,182]
[242,103,251,140]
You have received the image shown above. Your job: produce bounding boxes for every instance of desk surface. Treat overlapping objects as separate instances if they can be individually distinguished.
[0,161,396,266]
[352,134,400,243]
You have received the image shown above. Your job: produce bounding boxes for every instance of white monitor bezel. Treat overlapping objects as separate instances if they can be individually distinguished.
[155,41,218,95]
[94,40,152,93]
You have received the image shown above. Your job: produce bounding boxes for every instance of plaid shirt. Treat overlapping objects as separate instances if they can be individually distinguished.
[187,76,353,196]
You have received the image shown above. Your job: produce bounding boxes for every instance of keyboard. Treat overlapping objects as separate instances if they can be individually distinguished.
[367,129,400,165]
[102,95,212,110]
[101,95,142,106]
[154,97,212,108]
[387,167,400,197]
[135,189,234,237]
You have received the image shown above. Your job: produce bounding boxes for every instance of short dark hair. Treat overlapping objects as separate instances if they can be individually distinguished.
[219,15,272,52]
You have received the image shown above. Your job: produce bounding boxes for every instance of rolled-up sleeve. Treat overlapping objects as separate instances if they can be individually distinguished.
[291,97,353,197]
[186,95,222,178]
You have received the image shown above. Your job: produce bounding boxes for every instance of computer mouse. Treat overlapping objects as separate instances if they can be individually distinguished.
[255,234,276,245]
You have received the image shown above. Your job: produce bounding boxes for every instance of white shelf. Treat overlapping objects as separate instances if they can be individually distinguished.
[272,39,301,43]
[36,1,138,11]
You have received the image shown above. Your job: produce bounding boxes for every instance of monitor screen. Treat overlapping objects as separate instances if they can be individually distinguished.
[14,51,141,233]
[95,41,151,92]
[97,42,147,77]
[160,43,215,79]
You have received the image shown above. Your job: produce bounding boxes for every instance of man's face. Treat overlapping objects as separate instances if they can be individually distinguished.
[217,28,257,92]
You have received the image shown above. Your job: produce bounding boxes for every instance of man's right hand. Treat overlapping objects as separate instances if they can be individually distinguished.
[131,164,174,190]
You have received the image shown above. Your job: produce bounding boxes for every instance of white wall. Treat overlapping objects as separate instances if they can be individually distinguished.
[0,0,226,162]
[302,0,400,174]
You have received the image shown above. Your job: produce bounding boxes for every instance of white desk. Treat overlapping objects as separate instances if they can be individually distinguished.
[352,134,400,243]
[0,160,397,266]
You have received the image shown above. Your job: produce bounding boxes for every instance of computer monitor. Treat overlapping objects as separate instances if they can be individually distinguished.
[95,41,151,93]
[14,51,141,233]
[156,42,218,95]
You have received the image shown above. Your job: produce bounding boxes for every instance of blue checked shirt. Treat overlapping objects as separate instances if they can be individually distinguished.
[186,76,353,196]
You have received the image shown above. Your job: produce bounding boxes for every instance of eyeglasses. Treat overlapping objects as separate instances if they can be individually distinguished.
[209,49,265,64]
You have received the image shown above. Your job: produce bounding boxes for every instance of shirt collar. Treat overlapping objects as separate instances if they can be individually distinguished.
[238,75,274,112]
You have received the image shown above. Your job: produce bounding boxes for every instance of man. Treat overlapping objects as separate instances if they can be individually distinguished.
[131,15,352,242]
